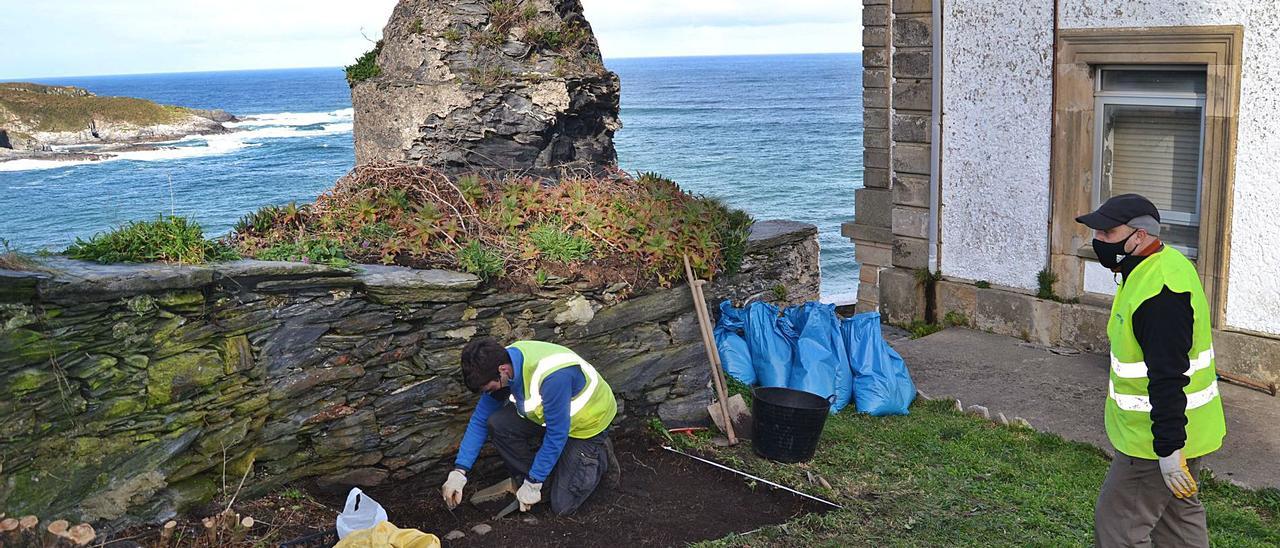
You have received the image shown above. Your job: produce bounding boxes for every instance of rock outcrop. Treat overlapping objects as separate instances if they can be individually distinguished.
[0,82,234,153]
[351,0,621,180]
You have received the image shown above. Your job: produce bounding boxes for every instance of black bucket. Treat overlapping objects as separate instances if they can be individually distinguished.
[751,387,832,463]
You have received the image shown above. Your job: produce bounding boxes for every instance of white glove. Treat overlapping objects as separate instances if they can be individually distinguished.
[442,469,467,509]
[516,479,543,511]
[1158,449,1199,499]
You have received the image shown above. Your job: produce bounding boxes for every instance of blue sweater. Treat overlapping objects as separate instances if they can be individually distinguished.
[453,347,586,483]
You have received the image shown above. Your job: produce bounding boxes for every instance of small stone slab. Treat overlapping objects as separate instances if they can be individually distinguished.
[470,523,492,536]
[355,264,480,304]
[444,530,465,541]
[747,220,818,250]
[35,256,214,303]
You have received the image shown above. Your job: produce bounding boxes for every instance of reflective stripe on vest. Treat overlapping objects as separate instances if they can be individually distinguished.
[1109,347,1216,379]
[1108,379,1221,413]
[516,352,604,418]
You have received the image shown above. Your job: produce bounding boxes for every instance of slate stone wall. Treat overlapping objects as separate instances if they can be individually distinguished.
[0,220,818,528]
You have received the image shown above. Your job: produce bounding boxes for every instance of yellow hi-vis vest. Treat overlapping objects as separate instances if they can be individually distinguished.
[508,341,616,439]
[1106,246,1226,459]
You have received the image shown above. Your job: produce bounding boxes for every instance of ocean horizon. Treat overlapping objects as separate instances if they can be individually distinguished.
[0,53,864,300]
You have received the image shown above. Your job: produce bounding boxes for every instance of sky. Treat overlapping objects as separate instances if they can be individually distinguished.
[0,0,861,79]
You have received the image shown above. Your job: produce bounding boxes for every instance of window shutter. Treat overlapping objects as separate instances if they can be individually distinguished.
[1103,106,1202,218]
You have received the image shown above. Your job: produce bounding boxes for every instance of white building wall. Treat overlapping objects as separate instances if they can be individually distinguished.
[1061,0,1280,335]
[939,0,1055,290]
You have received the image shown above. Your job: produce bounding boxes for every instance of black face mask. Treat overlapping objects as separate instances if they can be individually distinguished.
[1093,229,1139,270]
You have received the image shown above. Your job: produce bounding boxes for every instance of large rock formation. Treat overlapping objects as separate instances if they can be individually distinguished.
[351,0,621,179]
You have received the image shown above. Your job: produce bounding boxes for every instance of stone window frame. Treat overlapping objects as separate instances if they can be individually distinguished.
[1049,25,1244,326]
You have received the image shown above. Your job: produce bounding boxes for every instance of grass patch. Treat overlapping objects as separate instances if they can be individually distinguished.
[904,320,943,339]
[975,280,991,289]
[943,310,970,328]
[229,165,752,291]
[344,40,383,87]
[0,238,47,272]
[0,83,189,133]
[65,216,239,265]
[256,238,349,268]
[697,399,1280,546]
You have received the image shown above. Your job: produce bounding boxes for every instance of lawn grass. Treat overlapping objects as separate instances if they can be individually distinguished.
[689,399,1280,547]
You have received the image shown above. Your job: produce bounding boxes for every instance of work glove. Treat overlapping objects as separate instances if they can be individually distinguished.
[442,469,467,509]
[1159,449,1199,499]
[516,479,543,512]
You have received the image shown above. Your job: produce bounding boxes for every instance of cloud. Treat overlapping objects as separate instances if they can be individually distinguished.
[582,0,860,30]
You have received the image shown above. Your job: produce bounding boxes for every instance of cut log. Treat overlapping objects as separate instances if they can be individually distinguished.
[159,520,177,546]
[44,519,70,548]
[65,524,95,546]
[17,516,39,548]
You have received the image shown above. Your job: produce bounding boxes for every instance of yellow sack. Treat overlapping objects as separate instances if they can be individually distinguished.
[333,521,441,548]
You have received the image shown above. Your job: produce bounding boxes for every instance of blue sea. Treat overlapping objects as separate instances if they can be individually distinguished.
[0,54,863,300]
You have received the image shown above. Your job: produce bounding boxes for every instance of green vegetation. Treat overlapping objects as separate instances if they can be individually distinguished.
[443,27,463,43]
[529,220,593,262]
[344,40,383,87]
[771,284,789,302]
[65,216,239,265]
[524,22,589,52]
[943,310,970,328]
[1036,268,1058,300]
[229,165,752,291]
[975,280,991,289]
[256,238,349,268]
[409,17,425,35]
[696,399,1280,546]
[0,83,189,133]
[0,238,44,272]
[904,319,943,339]
[467,65,514,90]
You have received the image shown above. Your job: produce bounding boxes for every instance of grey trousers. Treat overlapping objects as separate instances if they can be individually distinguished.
[1094,455,1209,548]
[486,402,610,516]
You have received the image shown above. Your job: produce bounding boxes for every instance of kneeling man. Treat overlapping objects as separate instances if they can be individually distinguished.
[441,338,617,515]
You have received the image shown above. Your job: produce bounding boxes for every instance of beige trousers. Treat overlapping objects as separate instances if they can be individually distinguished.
[1094,455,1209,548]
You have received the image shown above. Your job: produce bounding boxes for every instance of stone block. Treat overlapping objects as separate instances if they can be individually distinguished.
[865,88,889,109]
[892,235,929,270]
[845,220,894,245]
[893,49,932,79]
[1060,302,1109,353]
[892,79,932,111]
[894,16,933,47]
[864,0,889,5]
[879,267,925,325]
[865,128,890,149]
[893,112,932,144]
[864,107,889,129]
[892,205,929,240]
[935,280,976,325]
[860,265,881,284]
[893,0,933,14]
[974,287,1036,340]
[864,167,891,188]
[864,68,890,89]
[855,188,893,228]
[864,26,888,47]
[893,143,932,176]
[862,47,888,68]
[1030,298,1063,345]
[893,173,930,208]
[855,240,894,266]
[865,148,889,169]
[1213,329,1280,384]
[864,5,890,26]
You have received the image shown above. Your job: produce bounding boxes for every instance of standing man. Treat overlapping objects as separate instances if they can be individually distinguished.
[1077,194,1226,547]
[441,337,617,515]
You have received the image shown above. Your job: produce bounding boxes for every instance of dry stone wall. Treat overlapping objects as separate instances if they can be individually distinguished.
[0,220,817,529]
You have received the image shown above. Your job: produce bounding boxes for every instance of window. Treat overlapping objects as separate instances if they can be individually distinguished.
[1094,67,1207,258]
[1050,26,1244,325]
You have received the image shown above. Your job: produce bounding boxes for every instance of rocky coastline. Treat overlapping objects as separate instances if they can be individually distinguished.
[0,82,237,165]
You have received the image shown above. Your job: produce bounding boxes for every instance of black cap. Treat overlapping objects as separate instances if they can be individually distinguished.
[1075,193,1161,230]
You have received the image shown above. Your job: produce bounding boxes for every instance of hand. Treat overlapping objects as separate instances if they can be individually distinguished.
[1158,450,1199,499]
[442,469,467,509]
[516,479,543,511]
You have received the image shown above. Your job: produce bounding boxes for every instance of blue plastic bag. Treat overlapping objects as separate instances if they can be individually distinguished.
[842,312,916,416]
[782,302,853,413]
[714,300,755,385]
[744,301,793,388]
